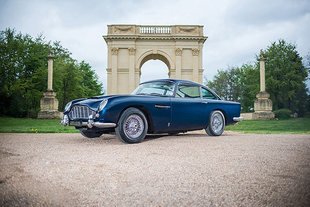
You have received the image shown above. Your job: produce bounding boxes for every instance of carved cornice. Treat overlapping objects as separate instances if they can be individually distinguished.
[104,35,207,42]
[111,47,118,55]
[175,48,182,56]
[106,68,112,73]
[192,48,200,56]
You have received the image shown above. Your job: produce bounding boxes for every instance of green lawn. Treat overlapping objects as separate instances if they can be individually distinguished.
[0,117,77,133]
[0,117,309,134]
[226,118,310,134]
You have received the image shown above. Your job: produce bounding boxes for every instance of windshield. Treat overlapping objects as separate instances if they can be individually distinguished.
[132,81,175,96]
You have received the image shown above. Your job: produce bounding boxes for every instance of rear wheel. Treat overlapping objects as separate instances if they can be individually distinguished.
[80,129,103,138]
[115,108,148,143]
[206,110,225,136]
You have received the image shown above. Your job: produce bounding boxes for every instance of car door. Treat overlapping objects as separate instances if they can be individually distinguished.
[148,96,172,133]
[170,83,207,131]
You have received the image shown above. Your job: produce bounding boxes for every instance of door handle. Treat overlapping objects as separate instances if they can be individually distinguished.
[155,105,171,109]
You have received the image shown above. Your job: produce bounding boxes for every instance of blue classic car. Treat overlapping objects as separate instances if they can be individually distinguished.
[61,79,242,143]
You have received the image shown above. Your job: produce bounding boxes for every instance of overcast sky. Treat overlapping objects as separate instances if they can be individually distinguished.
[1,0,309,90]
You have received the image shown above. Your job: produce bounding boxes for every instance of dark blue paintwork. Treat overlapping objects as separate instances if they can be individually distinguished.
[63,79,241,134]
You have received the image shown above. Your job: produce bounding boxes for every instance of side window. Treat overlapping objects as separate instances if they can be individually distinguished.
[176,84,200,98]
[201,87,217,99]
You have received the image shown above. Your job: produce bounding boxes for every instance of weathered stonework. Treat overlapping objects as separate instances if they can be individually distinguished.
[253,92,274,119]
[38,54,61,119]
[175,48,182,56]
[38,91,60,119]
[103,24,207,94]
[253,51,274,120]
[192,48,200,56]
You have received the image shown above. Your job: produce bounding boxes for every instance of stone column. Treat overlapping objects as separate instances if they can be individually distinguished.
[259,50,266,92]
[253,50,274,120]
[47,54,54,91]
[38,53,60,119]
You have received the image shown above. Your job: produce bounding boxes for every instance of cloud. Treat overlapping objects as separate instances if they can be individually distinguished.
[1,0,309,89]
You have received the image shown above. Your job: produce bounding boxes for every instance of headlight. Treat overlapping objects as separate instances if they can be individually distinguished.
[64,101,72,112]
[98,99,108,112]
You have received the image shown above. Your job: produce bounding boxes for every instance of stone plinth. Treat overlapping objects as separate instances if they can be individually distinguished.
[253,91,275,120]
[37,91,60,119]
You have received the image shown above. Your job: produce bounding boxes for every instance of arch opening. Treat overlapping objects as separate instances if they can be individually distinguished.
[139,53,171,83]
[140,59,169,83]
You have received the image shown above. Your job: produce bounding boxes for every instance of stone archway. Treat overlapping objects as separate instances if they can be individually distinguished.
[139,53,170,82]
[104,25,207,94]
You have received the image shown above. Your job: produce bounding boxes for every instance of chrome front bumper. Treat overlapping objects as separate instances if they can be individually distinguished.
[233,116,243,122]
[61,115,116,128]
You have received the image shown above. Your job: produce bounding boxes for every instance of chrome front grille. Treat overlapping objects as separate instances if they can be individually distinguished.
[69,106,95,120]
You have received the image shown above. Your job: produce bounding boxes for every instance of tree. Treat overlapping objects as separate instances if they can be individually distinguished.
[0,28,103,117]
[207,40,308,116]
[207,64,259,112]
[264,40,308,115]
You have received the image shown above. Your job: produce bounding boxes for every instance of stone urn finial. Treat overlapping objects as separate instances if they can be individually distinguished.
[259,49,266,61]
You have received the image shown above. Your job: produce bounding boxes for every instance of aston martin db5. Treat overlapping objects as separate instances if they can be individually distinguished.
[61,79,242,143]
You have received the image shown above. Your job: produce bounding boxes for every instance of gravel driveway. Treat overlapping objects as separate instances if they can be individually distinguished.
[0,132,309,206]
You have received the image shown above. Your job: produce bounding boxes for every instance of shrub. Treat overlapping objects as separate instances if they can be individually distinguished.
[274,108,292,119]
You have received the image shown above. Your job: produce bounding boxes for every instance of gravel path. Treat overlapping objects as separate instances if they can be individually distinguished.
[0,132,309,206]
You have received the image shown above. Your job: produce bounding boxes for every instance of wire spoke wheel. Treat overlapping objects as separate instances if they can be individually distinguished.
[123,114,144,139]
[206,110,225,136]
[116,108,148,143]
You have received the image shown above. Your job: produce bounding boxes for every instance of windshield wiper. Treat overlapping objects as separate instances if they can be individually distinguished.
[136,93,168,97]
[136,93,149,95]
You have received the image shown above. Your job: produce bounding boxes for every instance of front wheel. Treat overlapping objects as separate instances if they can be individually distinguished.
[80,130,103,138]
[206,110,225,136]
[115,108,148,144]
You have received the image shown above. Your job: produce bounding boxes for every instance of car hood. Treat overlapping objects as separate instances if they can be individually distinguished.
[71,95,110,111]
[71,95,135,111]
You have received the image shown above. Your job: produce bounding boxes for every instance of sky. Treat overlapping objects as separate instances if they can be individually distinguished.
[1,0,310,90]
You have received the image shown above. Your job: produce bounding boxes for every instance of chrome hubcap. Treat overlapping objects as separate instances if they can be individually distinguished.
[211,113,224,134]
[123,114,144,139]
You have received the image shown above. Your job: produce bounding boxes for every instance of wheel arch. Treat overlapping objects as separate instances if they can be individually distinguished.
[209,108,228,125]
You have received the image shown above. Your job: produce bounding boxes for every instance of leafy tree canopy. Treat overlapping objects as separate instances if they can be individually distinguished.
[0,28,103,117]
[207,40,309,115]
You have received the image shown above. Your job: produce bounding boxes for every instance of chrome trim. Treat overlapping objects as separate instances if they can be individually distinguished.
[61,115,69,125]
[69,105,96,120]
[155,104,171,109]
[233,117,243,122]
[69,121,116,128]
[93,122,116,128]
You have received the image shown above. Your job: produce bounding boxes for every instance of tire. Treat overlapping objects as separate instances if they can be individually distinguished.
[80,130,103,138]
[206,110,225,136]
[115,108,148,144]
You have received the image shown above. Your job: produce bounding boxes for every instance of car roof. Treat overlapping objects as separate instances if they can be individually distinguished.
[141,79,200,85]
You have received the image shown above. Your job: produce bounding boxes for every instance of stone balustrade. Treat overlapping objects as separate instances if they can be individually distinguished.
[139,26,171,34]
[107,24,204,37]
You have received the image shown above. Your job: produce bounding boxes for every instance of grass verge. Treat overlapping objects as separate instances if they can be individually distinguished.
[0,117,309,134]
[226,118,310,134]
[0,117,77,133]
